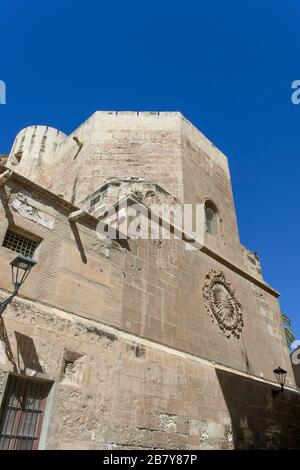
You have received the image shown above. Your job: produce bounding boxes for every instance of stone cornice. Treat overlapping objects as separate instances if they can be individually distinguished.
[202,245,280,298]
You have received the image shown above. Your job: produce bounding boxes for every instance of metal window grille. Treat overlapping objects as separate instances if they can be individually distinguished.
[90,189,108,207]
[2,230,39,257]
[0,375,51,450]
[90,195,101,207]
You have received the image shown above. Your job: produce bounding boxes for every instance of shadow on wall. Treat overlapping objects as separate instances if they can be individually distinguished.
[14,332,43,373]
[0,316,17,372]
[69,221,87,264]
[0,317,43,374]
[241,334,254,376]
[0,186,15,227]
[216,369,300,449]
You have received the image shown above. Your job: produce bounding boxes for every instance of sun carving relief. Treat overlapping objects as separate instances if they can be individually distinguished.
[203,270,243,339]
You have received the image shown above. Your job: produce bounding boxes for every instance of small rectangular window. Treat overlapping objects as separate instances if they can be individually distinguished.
[11,151,23,166]
[90,195,100,207]
[89,185,108,208]
[2,228,40,257]
[0,375,51,450]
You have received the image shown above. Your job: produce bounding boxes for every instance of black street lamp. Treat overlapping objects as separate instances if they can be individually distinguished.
[0,255,37,315]
[273,366,287,396]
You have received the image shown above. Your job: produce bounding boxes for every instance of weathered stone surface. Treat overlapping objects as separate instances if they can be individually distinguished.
[0,111,299,449]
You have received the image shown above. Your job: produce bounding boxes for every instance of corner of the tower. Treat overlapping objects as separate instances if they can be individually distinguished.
[179,112,230,178]
[6,125,67,183]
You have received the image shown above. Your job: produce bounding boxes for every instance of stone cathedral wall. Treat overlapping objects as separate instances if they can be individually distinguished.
[0,295,299,450]
[6,112,263,277]
[1,112,299,449]
[0,177,293,386]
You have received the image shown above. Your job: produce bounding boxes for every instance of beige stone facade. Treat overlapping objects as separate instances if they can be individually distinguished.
[0,112,299,449]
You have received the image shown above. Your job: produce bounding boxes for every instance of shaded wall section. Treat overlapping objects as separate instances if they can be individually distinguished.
[216,369,300,449]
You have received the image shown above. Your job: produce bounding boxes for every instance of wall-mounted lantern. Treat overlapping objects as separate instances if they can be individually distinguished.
[0,255,37,315]
[272,366,287,397]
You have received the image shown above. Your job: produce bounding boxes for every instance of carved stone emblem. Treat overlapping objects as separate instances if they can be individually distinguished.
[203,270,243,339]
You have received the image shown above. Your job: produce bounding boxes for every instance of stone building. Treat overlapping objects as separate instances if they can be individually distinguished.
[291,347,300,390]
[0,111,299,450]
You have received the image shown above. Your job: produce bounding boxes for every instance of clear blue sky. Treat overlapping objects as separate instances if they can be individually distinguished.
[0,0,299,341]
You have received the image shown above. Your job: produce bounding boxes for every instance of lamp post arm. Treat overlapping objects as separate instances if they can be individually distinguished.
[0,291,18,316]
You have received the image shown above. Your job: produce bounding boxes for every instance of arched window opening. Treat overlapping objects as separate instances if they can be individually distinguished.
[205,202,218,237]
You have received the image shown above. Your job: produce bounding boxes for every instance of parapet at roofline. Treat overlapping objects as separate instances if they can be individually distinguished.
[66,110,229,165]
[4,112,229,183]
[0,164,279,299]
[67,110,186,140]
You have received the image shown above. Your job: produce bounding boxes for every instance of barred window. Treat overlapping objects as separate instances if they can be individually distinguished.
[2,229,39,257]
[0,375,51,450]
[90,194,101,207]
[90,185,108,208]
